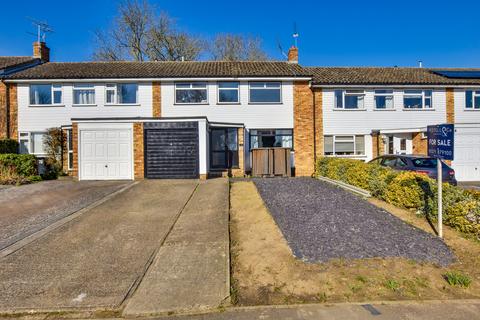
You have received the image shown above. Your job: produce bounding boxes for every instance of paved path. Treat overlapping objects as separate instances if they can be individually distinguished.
[0,180,197,312]
[254,178,454,266]
[156,300,480,320]
[123,178,230,316]
[0,180,128,251]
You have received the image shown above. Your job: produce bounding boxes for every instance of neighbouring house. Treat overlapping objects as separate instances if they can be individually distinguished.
[1,42,480,181]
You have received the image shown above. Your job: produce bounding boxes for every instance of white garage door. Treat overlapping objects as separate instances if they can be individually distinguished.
[452,126,480,182]
[80,129,133,180]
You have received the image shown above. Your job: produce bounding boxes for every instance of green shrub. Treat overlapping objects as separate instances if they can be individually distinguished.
[0,154,37,177]
[315,157,480,238]
[0,139,19,154]
[443,271,472,288]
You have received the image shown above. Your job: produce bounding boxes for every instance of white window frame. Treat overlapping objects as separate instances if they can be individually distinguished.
[374,89,394,109]
[465,90,480,110]
[105,83,138,105]
[19,131,47,156]
[73,83,96,106]
[324,135,365,156]
[217,81,240,104]
[248,82,282,104]
[403,90,433,110]
[19,132,30,154]
[29,84,63,106]
[66,129,73,170]
[334,90,366,109]
[174,82,208,105]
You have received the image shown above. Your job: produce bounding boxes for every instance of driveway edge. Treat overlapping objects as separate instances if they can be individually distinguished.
[0,182,138,259]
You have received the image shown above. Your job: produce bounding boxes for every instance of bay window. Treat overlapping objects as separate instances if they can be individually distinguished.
[105,83,138,104]
[374,89,394,109]
[403,90,432,109]
[465,90,480,109]
[29,84,62,105]
[324,135,365,156]
[249,82,281,103]
[175,82,208,104]
[335,90,365,109]
[73,84,95,105]
[250,129,293,149]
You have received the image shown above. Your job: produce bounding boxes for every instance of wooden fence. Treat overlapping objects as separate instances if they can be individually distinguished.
[251,148,291,177]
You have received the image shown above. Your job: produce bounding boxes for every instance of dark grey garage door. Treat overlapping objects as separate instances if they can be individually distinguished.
[144,122,199,179]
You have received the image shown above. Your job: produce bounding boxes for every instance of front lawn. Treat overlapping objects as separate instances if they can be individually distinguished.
[229,180,480,305]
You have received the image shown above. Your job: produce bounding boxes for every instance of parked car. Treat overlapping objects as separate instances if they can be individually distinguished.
[369,154,457,185]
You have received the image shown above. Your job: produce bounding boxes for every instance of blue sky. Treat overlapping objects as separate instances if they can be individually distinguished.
[0,0,479,67]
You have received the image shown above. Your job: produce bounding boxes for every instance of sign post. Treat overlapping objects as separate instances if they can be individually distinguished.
[427,124,454,239]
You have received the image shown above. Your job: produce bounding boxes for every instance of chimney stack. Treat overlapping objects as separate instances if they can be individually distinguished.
[33,41,50,62]
[287,46,298,63]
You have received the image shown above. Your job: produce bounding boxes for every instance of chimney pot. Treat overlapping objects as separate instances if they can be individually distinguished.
[287,46,298,63]
[33,41,50,62]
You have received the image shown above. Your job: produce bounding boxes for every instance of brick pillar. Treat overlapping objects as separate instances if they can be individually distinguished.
[0,82,6,139]
[372,132,385,158]
[72,123,79,178]
[314,88,323,159]
[293,81,314,176]
[152,82,161,118]
[8,83,18,140]
[231,127,245,177]
[446,88,455,124]
[133,122,144,179]
[62,128,69,174]
[412,132,427,155]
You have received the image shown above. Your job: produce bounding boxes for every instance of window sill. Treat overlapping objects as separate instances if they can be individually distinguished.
[402,108,436,111]
[104,103,140,107]
[332,108,367,111]
[325,154,367,158]
[216,102,241,105]
[29,104,65,108]
[174,103,209,106]
[248,102,283,105]
[463,108,480,111]
[373,108,396,111]
[72,104,97,107]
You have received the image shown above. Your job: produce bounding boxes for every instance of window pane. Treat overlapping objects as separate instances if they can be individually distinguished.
[466,90,473,108]
[345,95,363,109]
[375,96,386,109]
[68,129,73,151]
[118,83,137,104]
[106,89,115,104]
[335,90,343,108]
[31,133,45,154]
[265,82,281,88]
[250,88,281,103]
[249,82,264,88]
[475,96,480,109]
[53,90,62,104]
[211,130,226,150]
[227,128,238,151]
[424,90,432,97]
[176,89,208,103]
[74,88,95,104]
[425,97,432,108]
[335,141,355,154]
[335,136,354,141]
[355,136,365,155]
[192,82,207,88]
[218,82,238,89]
[19,139,29,154]
[219,89,239,103]
[175,83,191,88]
[404,96,422,109]
[375,89,393,94]
[405,90,422,94]
[68,152,73,170]
[324,136,333,154]
[30,84,52,105]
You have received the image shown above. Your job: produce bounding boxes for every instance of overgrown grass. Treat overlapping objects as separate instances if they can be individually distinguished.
[384,279,400,291]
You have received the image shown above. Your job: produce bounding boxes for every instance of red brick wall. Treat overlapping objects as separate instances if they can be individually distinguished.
[152,82,161,118]
[412,132,427,155]
[293,81,315,176]
[446,88,455,124]
[313,88,323,159]
[133,122,144,179]
[71,123,79,178]
[0,82,6,139]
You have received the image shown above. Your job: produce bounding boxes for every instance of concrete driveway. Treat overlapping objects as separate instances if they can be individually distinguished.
[0,178,229,315]
[0,179,129,251]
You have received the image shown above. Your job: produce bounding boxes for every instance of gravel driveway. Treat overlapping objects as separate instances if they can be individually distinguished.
[0,180,129,251]
[254,178,455,266]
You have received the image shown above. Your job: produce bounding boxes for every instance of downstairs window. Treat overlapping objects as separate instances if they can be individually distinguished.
[324,135,365,156]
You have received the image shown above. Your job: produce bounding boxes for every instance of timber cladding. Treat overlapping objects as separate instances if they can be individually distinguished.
[293,81,315,176]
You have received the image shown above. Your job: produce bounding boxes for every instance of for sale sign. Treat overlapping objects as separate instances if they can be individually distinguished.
[427,124,454,161]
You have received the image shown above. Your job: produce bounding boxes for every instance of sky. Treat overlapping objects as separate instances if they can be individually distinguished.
[1,0,479,67]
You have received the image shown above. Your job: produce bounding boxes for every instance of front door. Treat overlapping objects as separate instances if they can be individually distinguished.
[210,128,238,169]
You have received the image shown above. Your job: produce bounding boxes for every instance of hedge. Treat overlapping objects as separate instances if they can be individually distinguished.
[0,139,19,154]
[315,157,480,238]
[0,154,37,177]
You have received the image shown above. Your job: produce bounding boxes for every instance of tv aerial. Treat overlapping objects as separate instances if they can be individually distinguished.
[26,17,54,42]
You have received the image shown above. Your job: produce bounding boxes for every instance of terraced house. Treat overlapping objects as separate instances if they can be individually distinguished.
[1,42,480,181]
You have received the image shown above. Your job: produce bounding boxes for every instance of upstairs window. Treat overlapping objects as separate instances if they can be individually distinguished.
[465,90,480,109]
[334,90,365,109]
[374,89,394,109]
[324,135,365,156]
[403,90,432,109]
[249,82,281,103]
[218,82,239,104]
[73,84,95,105]
[106,83,138,104]
[30,84,62,105]
[175,82,208,104]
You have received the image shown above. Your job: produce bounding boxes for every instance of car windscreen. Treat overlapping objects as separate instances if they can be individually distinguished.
[412,158,437,168]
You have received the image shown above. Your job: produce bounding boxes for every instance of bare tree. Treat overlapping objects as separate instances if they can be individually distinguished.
[208,34,269,61]
[92,0,203,61]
